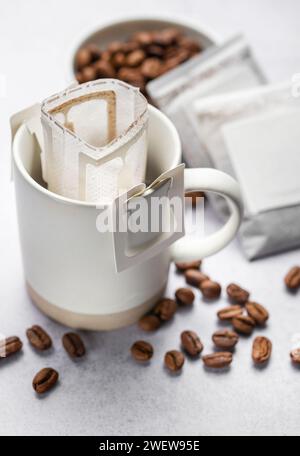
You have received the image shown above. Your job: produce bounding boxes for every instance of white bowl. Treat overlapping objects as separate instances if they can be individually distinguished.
[70,15,219,78]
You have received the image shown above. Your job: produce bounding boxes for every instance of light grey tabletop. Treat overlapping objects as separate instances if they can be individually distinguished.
[1,0,300,437]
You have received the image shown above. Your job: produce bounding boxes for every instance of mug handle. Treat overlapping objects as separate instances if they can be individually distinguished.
[170,168,244,261]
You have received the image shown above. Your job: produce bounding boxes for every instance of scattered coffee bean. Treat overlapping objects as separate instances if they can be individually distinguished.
[245,302,269,326]
[227,283,250,304]
[62,333,85,358]
[175,288,195,306]
[212,329,239,349]
[153,298,177,321]
[175,260,201,272]
[217,305,243,321]
[131,341,153,362]
[184,269,209,287]
[200,279,221,300]
[290,348,300,364]
[232,315,256,335]
[181,330,203,356]
[26,325,52,351]
[252,336,272,364]
[32,367,59,394]
[285,266,300,290]
[0,336,23,359]
[139,314,161,331]
[164,350,185,372]
[202,352,233,369]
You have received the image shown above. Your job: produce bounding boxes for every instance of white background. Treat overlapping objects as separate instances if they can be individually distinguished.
[1,0,300,436]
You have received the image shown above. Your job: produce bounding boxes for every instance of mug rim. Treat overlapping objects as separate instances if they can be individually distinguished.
[12,104,181,208]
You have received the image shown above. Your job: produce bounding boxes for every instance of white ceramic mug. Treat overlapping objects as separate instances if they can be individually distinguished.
[12,105,243,330]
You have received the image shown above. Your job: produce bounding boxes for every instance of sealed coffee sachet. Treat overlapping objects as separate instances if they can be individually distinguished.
[41,79,148,202]
[147,35,266,167]
[191,82,300,259]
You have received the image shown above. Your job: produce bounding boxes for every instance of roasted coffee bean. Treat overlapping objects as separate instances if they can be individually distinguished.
[94,60,116,79]
[184,269,209,287]
[139,314,161,331]
[117,67,145,88]
[131,340,153,362]
[227,283,250,304]
[175,260,201,272]
[163,45,180,60]
[153,28,182,47]
[175,288,195,306]
[285,266,300,290]
[101,50,112,62]
[200,279,221,300]
[217,305,243,321]
[252,337,272,364]
[181,330,203,356]
[164,350,185,372]
[132,31,154,47]
[141,57,163,79]
[32,368,59,394]
[161,57,180,73]
[26,325,52,351]
[166,48,190,65]
[111,52,127,69]
[108,40,125,55]
[123,41,140,54]
[178,36,202,53]
[62,333,85,358]
[80,65,97,82]
[290,348,300,364]
[0,336,23,358]
[126,49,146,67]
[232,315,255,335]
[75,71,85,84]
[153,298,177,321]
[202,352,233,369]
[212,329,239,349]
[75,48,93,69]
[146,44,165,58]
[245,302,269,326]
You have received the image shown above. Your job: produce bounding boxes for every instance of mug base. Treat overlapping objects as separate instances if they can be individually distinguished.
[26,282,166,331]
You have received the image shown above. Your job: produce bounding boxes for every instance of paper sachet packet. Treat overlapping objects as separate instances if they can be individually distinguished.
[147,35,266,167]
[191,82,300,259]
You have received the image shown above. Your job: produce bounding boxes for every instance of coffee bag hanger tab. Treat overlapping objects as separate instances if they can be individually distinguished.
[112,164,185,273]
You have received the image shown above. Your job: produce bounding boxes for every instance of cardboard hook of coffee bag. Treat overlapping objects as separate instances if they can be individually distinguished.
[112,164,185,272]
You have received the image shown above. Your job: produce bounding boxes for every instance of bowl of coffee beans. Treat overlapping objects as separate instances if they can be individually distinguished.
[71,16,218,98]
